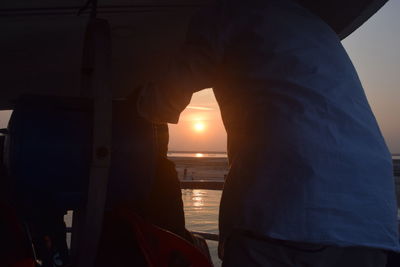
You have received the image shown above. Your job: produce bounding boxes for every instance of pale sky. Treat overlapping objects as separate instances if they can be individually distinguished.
[0,1,399,153]
[169,1,400,153]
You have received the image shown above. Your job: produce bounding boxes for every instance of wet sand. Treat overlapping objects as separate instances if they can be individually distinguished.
[169,156,229,181]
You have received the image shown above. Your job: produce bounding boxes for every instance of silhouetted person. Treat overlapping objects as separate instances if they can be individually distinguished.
[124,90,188,240]
[138,0,398,266]
[141,123,188,240]
[96,101,208,266]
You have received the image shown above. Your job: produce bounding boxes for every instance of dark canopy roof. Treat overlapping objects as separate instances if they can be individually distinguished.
[0,0,389,109]
[297,0,388,39]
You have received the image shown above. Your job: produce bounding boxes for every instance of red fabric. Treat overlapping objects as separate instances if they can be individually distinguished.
[1,202,35,267]
[11,259,36,267]
[121,210,213,267]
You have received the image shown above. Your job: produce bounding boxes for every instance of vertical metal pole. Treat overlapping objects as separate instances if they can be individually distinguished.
[74,17,113,267]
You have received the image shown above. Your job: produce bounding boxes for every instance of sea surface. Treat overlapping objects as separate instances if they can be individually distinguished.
[182,189,222,267]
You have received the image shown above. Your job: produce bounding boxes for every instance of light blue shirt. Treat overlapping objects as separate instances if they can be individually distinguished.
[138,0,399,251]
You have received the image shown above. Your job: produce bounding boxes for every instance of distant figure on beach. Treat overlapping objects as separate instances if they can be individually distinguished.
[138,0,398,266]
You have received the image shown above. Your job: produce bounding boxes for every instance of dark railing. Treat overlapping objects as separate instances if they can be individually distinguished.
[180,180,224,190]
[66,227,220,242]
[192,231,219,241]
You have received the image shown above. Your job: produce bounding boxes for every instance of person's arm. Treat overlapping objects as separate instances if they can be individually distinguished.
[137,7,222,124]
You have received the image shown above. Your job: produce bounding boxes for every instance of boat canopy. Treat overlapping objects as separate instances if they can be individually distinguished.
[297,0,388,39]
[0,0,388,110]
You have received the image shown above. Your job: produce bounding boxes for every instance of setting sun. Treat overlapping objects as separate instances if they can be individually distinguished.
[194,122,205,132]
[168,89,227,151]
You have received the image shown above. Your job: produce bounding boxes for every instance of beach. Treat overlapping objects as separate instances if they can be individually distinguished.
[169,155,229,181]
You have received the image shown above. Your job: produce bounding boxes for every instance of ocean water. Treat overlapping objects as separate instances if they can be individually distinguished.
[182,189,222,266]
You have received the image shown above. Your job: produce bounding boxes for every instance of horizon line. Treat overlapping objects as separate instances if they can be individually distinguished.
[168,151,400,156]
[168,150,227,154]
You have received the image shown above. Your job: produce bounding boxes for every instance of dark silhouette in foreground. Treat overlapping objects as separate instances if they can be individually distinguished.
[138,0,398,266]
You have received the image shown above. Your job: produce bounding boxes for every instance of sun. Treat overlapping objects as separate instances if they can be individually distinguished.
[193,121,205,132]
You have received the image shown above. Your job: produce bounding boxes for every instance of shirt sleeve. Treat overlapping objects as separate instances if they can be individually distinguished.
[137,6,221,124]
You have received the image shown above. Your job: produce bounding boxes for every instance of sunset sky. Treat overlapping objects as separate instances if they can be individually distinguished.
[168,88,227,152]
[169,1,400,153]
[0,1,399,154]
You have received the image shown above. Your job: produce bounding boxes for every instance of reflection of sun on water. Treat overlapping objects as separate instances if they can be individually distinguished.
[192,190,204,207]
